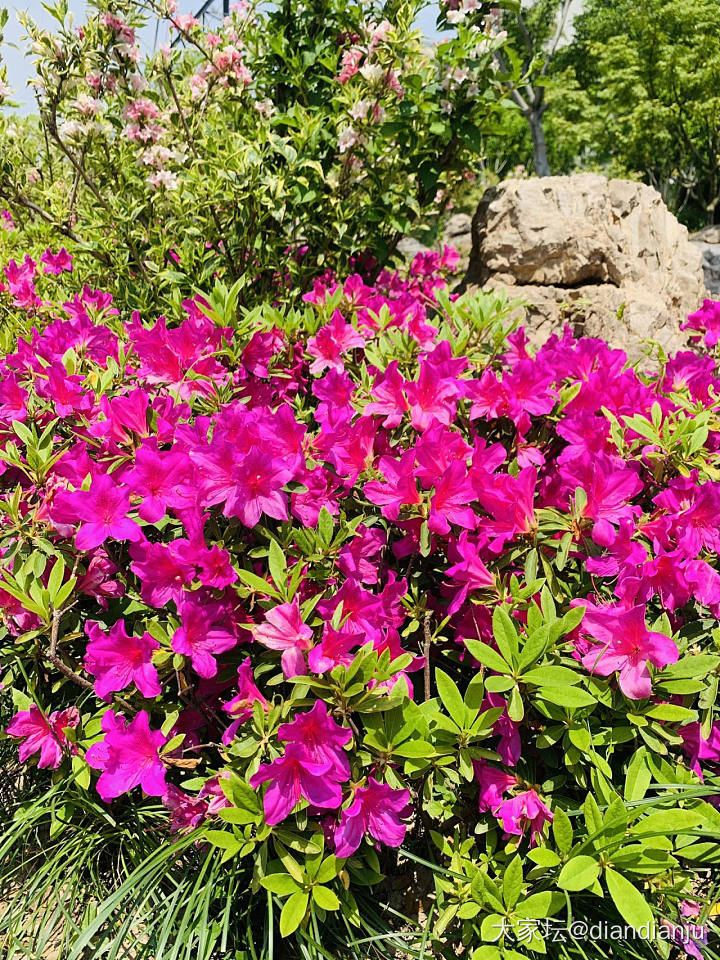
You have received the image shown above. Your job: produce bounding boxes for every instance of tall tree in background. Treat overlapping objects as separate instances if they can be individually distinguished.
[495,0,575,176]
[568,0,720,227]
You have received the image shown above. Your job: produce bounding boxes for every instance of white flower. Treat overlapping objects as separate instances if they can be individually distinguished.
[254,98,275,118]
[148,169,179,190]
[58,119,86,139]
[440,99,453,114]
[130,73,148,93]
[446,9,466,23]
[73,93,104,116]
[338,126,360,153]
[359,62,384,82]
[350,99,371,121]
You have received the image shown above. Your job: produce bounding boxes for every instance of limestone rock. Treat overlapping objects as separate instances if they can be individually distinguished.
[691,225,720,296]
[442,212,473,259]
[462,174,708,359]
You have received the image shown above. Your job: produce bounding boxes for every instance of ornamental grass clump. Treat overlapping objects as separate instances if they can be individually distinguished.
[0,247,719,959]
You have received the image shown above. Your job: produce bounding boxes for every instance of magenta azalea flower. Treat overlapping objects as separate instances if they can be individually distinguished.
[222,659,269,744]
[85,620,161,701]
[333,778,411,857]
[679,721,720,777]
[86,709,166,801]
[277,701,351,781]
[578,601,679,699]
[40,247,73,275]
[6,705,79,769]
[249,745,343,825]
[172,598,237,678]
[252,597,313,678]
[53,473,141,551]
[496,789,553,845]
[225,450,293,527]
[474,759,518,813]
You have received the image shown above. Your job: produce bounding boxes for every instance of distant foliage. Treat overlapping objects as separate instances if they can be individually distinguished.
[0,0,510,313]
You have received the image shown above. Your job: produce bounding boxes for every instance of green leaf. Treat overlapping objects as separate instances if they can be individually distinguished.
[624,749,651,802]
[492,606,519,666]
[507,686,524,722]
[630,810,702,837]
[465,639,510,674]
[645,704,697,722]
[268,539,287,592]
[502,855,523,909]
[205,830,242,855]
[520,891,565,919]
[522,666,580,686]
[527,848,561,868]
[605,868,653,931]
[658,655,719,679]
[280,891,309,936]
[260,873,302,896]
[536,685,597,709]
[552,807,573,854]
[435,668,465,726]
[558,855,600,892]
[464,672,485,712]
[312,885,340,911]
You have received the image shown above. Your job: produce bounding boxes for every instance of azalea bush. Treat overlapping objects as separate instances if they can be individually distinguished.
[0,243,719,960]
[0,0,511,315]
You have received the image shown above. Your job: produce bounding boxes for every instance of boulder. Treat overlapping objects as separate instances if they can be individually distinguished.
[690,225,720,296]
[461,174,708,359]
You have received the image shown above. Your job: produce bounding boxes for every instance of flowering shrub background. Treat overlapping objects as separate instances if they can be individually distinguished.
[0,0,510,316]
[0,238,719,960]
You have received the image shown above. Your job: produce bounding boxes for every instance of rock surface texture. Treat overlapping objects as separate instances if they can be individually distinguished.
[462,174,708,359]
[690,225,720,296]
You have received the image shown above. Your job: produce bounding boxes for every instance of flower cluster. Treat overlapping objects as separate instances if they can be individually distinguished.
[1,247,719,947]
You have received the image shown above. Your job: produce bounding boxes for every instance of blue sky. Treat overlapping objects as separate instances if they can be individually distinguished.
[2,1,441,111]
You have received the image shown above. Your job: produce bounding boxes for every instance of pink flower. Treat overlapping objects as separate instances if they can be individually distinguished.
[85,620,161,701]
[578,601,679,699]
[679,721,720,777]
[6,705,79,769]
[496,789,553,845]
[364,361,408,428]
[252,597,313,678]
[307,310,365,374]
[124,440,191,523]
[249,745,343,825]
[129,539,196,607]
[36,361,93,418]
[308,626,364,673]
[444,531,495,614]
[474,759,518,813]
[53,474,141,551]
[86,709,166,801]
[222,658,268,744]
[40,247,73,274]
[173,598,237,678]
[475,467,537,553]
[428,460,477,535]
[337,524,386,584]
[405,363,458,431]
[278,701,351,781]
[333,778,411,857]
[226,450,293,527]
[364,451,422,522]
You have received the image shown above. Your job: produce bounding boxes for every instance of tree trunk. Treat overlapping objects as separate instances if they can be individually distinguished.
[528,112,551,177]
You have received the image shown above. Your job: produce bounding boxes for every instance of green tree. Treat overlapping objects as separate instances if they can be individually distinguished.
[567,0,720,227]
[494,0,577,176]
